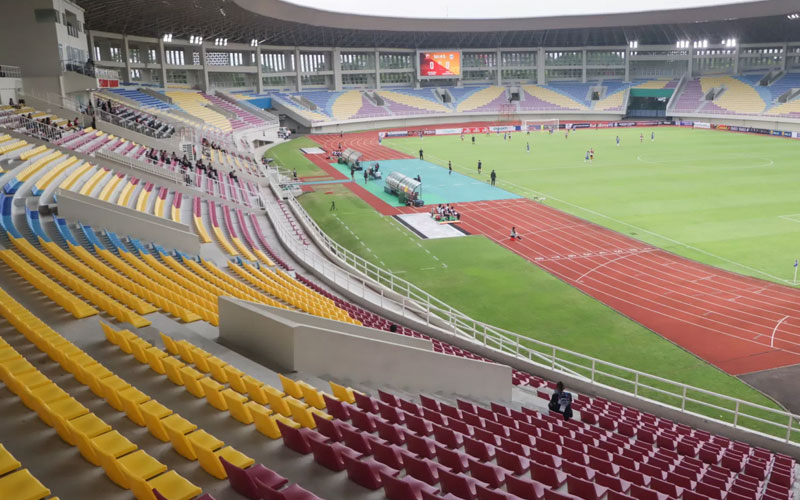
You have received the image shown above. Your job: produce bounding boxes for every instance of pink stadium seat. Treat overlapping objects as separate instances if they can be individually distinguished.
[322,395,350,420]
[219,458,287,500]
[407,413,434,436]
[464,435,496,462]
[309,439,359,471]
[375,419,406,446]
[440,468,488,500]
[350,407,380,432]
[468,458,508,488]
[567,474,609,500]
[378,390,400,406]
[406,432,437,458]
[342,454,398,490]
[424,408,448,426]
[531,462,568,489]
[340,427,376,455]
[650,476,683,498]
[608,490,638,500]
[595,470,632,494]
[381,471,439,500]
[260,483,324,500]
[506,475,547,500]
[561,460,595,481]
[400,399,424,416]
[562,447,589,466]
[435,443,470,473]
[312,413,346,441]
[353,392,380,413]
[476,484,526,500]
[544,489,582,500]
[378,401,406,424]
[620,467,652,487]
[496,447,530,475]
[420,394,442,411]
[589,456,619,475]
[433,423,464,449]
[404,453,447,486]
[500,437,531,458]
[277,421,325,455]
[372,440,406,469]
[629,483,670,500]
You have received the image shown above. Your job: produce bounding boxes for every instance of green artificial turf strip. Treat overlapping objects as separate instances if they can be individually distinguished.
[384,127,800,286]
[298,184,782,423]
[265,136,329,177]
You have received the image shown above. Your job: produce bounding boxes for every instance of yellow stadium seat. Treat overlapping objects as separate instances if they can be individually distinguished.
[264,385,291,417]
[221,388,253,424]
[206,356,228,383]
[159,332,179,355]
[127,469,200,500]
[149,413,195,445]
[179,366,206,398]
[279,374,303,399]
[144,347,168,374]
[195,442,254,480]
[0,444,21,476]
[200,377,228,411]
[99,374,131,411]
[247,402,284,439]
[0,469,50,500]
[223,365,246,393]
[298,381,328,410]
[141,401,174,441]
[162,357,186,386]
[329,380,357,404]
[242,375,268,405]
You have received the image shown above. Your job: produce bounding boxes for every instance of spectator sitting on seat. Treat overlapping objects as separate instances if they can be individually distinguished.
[549,381,573,421]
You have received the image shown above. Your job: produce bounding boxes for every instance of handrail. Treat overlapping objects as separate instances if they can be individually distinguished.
[0,112,74,144]
[263,166,800,445]
[95,107,174,140]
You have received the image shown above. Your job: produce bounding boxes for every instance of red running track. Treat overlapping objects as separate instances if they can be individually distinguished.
[312,132,413,161]
[433,198,800,375]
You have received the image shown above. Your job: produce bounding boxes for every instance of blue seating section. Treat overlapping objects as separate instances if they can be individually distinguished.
[764,72,800,108]
[55,217,80,246]
[25,208,50,242]
[0,191,22,238]
[297,91,341,116]
[107,88,176,110]
[446,86,487,105]
[546,83,593,105]
[106,231,129,253]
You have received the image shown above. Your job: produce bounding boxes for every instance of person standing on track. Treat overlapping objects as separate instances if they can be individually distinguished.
[419,148,424,160]
[448,161,452,175]
[490,169,496,186]
[526,142,530,153]
[651,131,655,142]
[472,135,475,145]
[350,165,355,180]
[364,168,369,184]
[330,200,336,211]
[477,160,482,174]
[616,135,620,147]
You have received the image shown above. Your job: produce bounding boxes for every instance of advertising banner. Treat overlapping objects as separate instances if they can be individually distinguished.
[385,130,408,137]
[435,128,463,135]
[693,122,711,129]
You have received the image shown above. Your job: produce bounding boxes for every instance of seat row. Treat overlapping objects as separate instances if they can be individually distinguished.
[0,442,54,500]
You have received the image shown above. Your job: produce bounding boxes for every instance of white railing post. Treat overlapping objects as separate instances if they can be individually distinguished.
[634,373,639,397]
[681,386,688,411]
[733,401,740,428]
[591,359,596,383]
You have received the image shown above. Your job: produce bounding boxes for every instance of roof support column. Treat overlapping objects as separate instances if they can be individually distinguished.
[375,49,381,89]
[732,45,740,75]
[122,35,132,83]
[624,47,630,82]
[537,47,545,84]
[687,48,693,78]
[581,49,587,83]
[200,43,209,92]
[496,49,502,85]
[781,43,788,71]
[158,38,167,89]
[295,48,302,91]
[256,45,264,94]
[332,47,342,91]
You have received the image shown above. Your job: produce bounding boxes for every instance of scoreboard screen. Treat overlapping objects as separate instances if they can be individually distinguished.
[418,51,461,78]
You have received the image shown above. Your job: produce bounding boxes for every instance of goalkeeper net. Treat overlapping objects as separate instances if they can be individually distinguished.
[522,118,560,132]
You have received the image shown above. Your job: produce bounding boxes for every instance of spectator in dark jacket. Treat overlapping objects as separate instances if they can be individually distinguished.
[549,381,573,421]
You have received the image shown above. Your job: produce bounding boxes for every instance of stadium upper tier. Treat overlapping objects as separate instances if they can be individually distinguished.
[233,72,800,124]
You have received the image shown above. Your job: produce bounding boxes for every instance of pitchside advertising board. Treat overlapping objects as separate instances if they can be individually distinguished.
[418,51,461,78]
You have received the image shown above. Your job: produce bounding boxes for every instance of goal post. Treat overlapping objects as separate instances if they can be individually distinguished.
[521,118,560,132]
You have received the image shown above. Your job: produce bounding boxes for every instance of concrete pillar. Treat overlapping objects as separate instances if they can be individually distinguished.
[624,48,630,82]
[687,49,693,78]
[122,35,132,83]
[332,47,342,91]
[199,44,209,91]
[295,48,302,91]
[256,45,263,94]
[581,49,587,83]
[496,49,502,85]
[374,50,381,89]
[732,45,740,75]
[88,31,96,62]
[158,39,167,89]
[781,43,788,71]
[537,48,545,84]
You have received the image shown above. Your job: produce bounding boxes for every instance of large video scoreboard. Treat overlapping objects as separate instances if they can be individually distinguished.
[418,51,461,78]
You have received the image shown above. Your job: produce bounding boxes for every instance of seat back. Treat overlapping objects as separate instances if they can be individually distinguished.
[221,456,258,498]
[277,420,312,454]
[195,443,226,479]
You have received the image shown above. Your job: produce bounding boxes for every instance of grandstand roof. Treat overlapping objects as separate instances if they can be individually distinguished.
[77,0,800,48]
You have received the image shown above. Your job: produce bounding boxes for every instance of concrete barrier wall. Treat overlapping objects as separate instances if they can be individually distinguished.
[219,297,512,400]
[56,188,199,254]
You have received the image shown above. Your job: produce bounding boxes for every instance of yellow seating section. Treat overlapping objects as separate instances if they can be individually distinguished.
[19,144,48,161]
[153,192,166,219]
[98,173,126,202]
[34,157,79,194]
[0,443,51,500]
[0,290,201,500]
[634,79,674,90]
[766,97,800,116]
[377,90,452,113]
[331,90,364,121]
[135,186,152,212]
[594,90,626,112]
[0,249,97,319]
[522,85,588,110]
[116,178,138,208]
[171,200,182,223]
[0,140,28,155]
[456,86,507,113]
[58,163,93,191]
[107,325,335,439]
[78,168,111,196]
[166,92,233,132]
[700,76,767,115]
[194,209,212,244]
[9,236,150,328]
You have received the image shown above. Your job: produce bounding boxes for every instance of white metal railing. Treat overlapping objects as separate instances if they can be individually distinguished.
[0,112,75,143]
[264,166,800,445]
[95,107,174,140]
[0,65,22,79]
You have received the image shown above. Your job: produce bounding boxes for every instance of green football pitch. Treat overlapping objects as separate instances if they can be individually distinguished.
[385,127,800,286]
[268,129,800,436]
